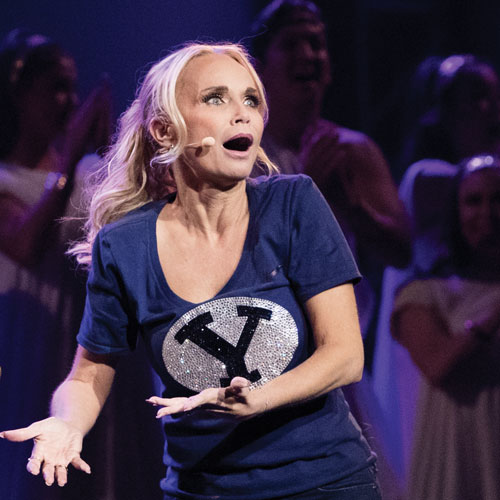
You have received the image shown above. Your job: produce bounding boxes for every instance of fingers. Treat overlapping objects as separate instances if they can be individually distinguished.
[3,418,88,487]
[147,396,190,418]
[229,377,251,390]
[145,396,167,406]
[182,390,215,412]
[41,461,55,486]
[26,456,43,475]
[148,378,252,417]
[55,464,68,487]
[26,455,89,486]
[1,424,40,442]
[37,461,69,487]
[71,456,91,474]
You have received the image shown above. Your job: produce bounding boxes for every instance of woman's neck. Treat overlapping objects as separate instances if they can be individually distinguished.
[167,174,249,241]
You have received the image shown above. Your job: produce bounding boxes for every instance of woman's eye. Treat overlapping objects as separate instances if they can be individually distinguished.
[202,94,224,105]
[244,95,260,107]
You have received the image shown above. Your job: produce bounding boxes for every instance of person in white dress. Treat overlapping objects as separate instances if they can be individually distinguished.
[391,155,500,500]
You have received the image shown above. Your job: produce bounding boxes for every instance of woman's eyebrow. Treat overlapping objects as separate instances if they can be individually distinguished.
[200,85,228,94]
[200,86,259,96]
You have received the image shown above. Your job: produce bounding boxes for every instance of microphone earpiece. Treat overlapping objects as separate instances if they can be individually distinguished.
[186,136,216,149]
[200,136,216,147]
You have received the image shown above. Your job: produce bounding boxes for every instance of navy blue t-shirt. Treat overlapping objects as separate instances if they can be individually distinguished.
[78,175,375,499]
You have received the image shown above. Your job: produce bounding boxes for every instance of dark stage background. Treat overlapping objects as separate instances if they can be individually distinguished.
[3,0,500,180]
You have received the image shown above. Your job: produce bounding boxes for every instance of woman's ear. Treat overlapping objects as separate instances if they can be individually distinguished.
[149,117,176,148]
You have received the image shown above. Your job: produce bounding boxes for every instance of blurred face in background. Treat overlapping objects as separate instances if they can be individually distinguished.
[16,55,78,140]
[260,10,331,120]
[459,166,500,259]
[446,64,500,151]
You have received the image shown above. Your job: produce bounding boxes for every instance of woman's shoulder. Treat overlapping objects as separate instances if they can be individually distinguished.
[248,173,315,196]
[401,158,457,188]
[247,174,320,218]
[99,199,167,241]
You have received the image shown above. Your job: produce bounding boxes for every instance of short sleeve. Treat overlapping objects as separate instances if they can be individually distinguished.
[77,230,137,354]
[287,176,361,302]
[391,279,434,340]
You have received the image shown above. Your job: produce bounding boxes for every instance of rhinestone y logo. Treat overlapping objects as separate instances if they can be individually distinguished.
[162,297,298,391]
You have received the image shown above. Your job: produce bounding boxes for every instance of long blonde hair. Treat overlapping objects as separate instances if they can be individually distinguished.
[69,42,277,267]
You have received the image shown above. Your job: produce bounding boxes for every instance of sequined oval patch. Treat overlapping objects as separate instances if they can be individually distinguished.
[162,297,298,392]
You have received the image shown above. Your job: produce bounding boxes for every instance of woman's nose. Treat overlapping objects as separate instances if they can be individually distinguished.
[231,102,250,125]
[295,39,316,60]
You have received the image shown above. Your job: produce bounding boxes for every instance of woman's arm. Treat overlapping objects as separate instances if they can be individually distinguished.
[0,346,117,487]
[0,180,75,266]
[50,346,117,433]
[337,138,411,269]
[0,81,112,267]
[148,283,364,419]
[257,283,364,406]
[392,305,481,385]
[302,125,411,269]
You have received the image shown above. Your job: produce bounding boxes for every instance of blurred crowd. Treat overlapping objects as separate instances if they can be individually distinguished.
[1,1,499,499]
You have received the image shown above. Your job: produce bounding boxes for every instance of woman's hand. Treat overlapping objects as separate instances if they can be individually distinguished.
[0,417,90,487]
[300,122,347,198]
[146,377,266,420]
[62,76,113,172]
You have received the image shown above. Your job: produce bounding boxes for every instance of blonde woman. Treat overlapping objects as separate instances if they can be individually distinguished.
[1,42,379,499]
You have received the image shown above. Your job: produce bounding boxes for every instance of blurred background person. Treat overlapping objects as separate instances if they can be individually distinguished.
[251,0,410,352]
[0,28,111,499]
[372,54,500,488]
[391,155,500,500]
[401,55,500,169]
[251,1,411,498]
[0,29,163,499]
[397,54,500,273]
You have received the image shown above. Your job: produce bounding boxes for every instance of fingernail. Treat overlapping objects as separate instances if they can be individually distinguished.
[0,432,4,438]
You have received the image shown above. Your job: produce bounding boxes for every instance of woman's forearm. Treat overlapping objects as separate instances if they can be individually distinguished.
[50,346,116,435]
[249,340,363,412]
[50,380,108,436]
[251,284,364,412]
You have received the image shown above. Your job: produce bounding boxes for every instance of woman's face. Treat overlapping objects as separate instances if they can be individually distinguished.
[450,65,500,135]
[458,167,500,257]
[17,55,78,139]
[176,53,265,185]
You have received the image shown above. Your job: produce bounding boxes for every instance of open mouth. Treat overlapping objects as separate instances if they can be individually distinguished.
[294,71,320,83]
[292,64,324,83]
[295,74,317,83]
[223,135,253,152]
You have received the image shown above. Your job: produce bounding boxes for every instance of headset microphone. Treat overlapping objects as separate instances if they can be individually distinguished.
[200,136,215,147]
